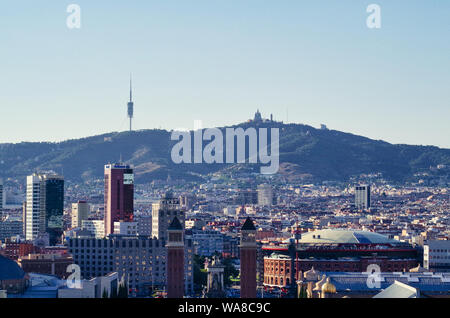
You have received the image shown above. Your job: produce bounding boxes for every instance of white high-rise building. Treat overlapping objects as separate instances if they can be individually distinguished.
[257,184,274,206]
[26,173,64,243]
[26,174,45,241]
[72,201,90,228]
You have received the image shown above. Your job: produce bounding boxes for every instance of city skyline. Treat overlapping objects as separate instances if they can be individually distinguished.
[1,0,450,305]
[0,1,449,148]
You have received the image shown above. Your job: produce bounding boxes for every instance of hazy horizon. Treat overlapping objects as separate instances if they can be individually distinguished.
[1,1,449,147]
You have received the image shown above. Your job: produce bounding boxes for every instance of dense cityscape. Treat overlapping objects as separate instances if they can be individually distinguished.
[0,111,449,299]
[1,2,449,311]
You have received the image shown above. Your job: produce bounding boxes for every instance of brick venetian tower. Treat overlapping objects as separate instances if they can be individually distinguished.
[167,216,185,298]
[240,217,257,298]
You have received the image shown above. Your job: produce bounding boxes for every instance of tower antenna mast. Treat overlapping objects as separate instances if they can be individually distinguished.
[127,74,134,131]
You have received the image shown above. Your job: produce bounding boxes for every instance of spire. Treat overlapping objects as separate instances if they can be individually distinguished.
[127,73,134,132]
[241,217,256,231]
[168,216,183,230]
[129,73,133,102]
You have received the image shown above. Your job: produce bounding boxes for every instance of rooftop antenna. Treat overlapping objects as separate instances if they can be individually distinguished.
[127,74,134,131]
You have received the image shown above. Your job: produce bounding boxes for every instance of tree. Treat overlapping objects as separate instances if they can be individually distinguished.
[298,285,308,298]
[117,282,128,298]
[193,254,207,292]
[222,257,239,287]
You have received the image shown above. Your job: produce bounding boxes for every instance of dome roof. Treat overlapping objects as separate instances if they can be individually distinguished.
[321,278,337,293]
[299,229,397,244]
[0,255,26,280]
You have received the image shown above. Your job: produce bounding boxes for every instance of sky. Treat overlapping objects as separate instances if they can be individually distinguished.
[0,1,449,147]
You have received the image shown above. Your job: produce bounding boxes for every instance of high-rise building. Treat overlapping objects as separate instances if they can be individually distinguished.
[257,184,274,206]
[0,180,3,218]
[355,185,371,210]
[167,216,185,298]
[240,217,257,298]
[152,192,184,241]
[26,173,64,244]
[104,164,134,236]
[71,201,90,228]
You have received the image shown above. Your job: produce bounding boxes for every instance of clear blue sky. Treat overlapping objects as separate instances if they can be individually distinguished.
[1,1,449,147]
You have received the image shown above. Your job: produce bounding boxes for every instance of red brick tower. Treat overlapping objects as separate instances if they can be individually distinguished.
[167,216,184,298]
[240,217,257,298]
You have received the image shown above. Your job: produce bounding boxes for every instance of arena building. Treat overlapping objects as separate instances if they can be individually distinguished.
[262,229,419,288]
[0,254,28,294]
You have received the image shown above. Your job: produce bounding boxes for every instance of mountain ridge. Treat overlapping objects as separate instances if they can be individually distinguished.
[0,121,448,184]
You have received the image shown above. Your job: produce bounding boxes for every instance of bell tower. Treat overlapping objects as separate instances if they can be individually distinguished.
[240,217,257,298]
[167,216,184,298]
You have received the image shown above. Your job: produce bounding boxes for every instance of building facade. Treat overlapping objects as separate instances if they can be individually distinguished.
[67,234,194,296]
[0,181,3,218]
[0,219,23,241]
[355,185,371,210]
[262,229,419,288]
[152,192,185,241]
[81,220,105,238]
[18,253,73,279]
[257,184,274,207]
[192,230,224,257]
[26,173,64,244]
[104,164,134,236]
[424,240,450,272]
[71,201,90,229]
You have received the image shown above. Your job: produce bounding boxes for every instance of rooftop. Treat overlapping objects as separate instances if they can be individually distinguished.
[0,255,26,281]
[299,229,398,244]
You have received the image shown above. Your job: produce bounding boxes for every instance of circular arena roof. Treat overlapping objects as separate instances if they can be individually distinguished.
[299,229,396,244]
[0,255,26,281]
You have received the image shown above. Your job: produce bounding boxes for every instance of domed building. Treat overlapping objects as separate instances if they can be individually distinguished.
[0,255,28,294]
[262,229,418,289]
[321,278,337,298]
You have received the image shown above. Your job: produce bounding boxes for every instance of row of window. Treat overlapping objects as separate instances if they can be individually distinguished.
[264,276,291,286]
[70,239,163,248]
